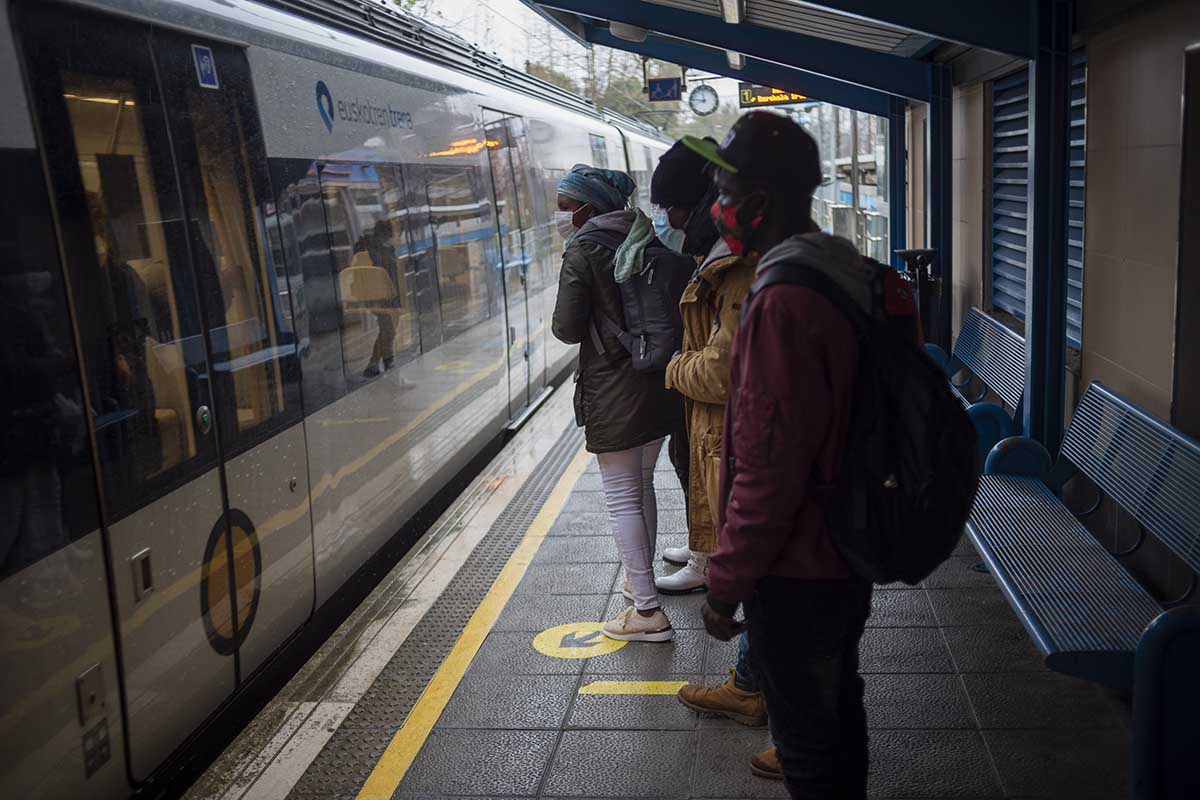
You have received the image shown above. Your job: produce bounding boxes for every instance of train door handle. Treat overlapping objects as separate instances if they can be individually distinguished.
[509,326,516,346]
[195,405,213,435]
[131,548,153,601]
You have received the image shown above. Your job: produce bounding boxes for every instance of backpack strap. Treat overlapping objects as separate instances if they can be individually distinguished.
[574,227,640,357]
[742,261,870,337]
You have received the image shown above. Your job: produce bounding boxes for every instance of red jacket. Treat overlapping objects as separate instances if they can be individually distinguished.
[707,282,859,605]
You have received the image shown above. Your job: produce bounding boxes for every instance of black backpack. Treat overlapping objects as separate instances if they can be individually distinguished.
[743,256,981,585]
[575,229,693,372]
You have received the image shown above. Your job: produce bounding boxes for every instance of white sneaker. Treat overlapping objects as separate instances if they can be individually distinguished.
[601,606,675,642]
[662,546,691,566]
[655,554,708,595]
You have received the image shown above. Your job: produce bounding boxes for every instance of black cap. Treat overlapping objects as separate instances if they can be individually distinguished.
[682,111,822,195]
[650,137,717,208]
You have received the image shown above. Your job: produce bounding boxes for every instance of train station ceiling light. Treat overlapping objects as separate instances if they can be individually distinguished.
[610,21,648,42]
[726,50,745,70]
[720,0,745,25]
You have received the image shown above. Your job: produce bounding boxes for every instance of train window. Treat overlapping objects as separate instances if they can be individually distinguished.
[154,34,301,450]
[0,150,101,579]
[589,133,609,168]
[318,163,421,381]
[424,166,500,341]
[20,9,219,519]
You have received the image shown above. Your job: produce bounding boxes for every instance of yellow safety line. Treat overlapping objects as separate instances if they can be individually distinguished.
[355,443,591,800]
[577,680,688,696]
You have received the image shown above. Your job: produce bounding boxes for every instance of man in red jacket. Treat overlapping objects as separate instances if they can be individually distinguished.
[691,112,874,799]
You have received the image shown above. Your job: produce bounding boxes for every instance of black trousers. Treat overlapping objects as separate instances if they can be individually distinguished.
[667,424,689,514]
[746,576,873,800]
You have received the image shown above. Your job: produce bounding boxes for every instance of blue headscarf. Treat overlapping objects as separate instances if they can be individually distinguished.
[557,164,637,215]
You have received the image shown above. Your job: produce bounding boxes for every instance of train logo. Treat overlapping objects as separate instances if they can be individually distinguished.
[316,80,334,132]
[200,510,263,656]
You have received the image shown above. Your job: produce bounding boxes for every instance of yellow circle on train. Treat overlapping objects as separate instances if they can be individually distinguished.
[532,622,626,659]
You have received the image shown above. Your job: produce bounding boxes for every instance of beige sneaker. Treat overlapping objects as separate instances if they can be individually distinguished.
[601,606,674,642]
[677,670,768,726]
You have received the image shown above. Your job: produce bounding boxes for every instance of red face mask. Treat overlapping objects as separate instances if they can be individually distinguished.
[710,197,763,257]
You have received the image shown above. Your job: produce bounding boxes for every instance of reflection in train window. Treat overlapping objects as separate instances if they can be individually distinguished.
[63,72,204,482]
[319,163,421,381]
[589,133,609,168]
[169,59,294,442]
[425,166,498,341]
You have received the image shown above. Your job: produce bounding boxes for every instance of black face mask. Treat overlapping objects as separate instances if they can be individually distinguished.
[681,184,720,257]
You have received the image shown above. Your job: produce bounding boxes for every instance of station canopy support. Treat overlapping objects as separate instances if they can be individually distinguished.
[522,1,1071,390]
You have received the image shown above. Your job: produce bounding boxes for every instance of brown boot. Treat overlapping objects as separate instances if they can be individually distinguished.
[750,747,783,780]
[676,670,768,726]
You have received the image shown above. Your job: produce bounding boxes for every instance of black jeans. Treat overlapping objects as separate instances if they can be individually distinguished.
[746,576,873,800]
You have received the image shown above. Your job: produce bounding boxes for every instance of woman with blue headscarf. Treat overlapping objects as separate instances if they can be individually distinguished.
[553,164,684,644]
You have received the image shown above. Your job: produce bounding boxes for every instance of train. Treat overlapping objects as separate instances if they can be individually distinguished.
[0,0,671,796]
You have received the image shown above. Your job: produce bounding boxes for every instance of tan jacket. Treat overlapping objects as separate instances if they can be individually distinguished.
[664,249,758,553]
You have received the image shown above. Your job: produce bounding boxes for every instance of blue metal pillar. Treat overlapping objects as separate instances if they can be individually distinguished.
[887,96,907,269]
[1024,0,1073,452]
[928,63,953,349]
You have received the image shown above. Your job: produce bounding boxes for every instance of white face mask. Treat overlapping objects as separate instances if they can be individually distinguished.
[554,209,577,242]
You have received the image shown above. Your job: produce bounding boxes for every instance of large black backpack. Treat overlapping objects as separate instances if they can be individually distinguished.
[744,256,981,585]
[575,228,693,372]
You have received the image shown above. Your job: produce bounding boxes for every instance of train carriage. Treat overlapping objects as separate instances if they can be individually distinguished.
[0,0,670,796]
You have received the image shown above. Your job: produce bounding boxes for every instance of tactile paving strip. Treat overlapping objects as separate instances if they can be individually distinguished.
[288,424,585,798]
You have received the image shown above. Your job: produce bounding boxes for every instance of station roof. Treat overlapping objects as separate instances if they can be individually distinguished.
[523,1,1036,113]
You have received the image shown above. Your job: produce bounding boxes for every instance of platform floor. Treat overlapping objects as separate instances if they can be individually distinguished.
[190,390,1133,800]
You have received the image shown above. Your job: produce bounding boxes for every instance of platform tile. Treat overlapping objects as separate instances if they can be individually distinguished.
[859,628,956,674]
[493,593,611,633]
[923,556,997,589]
[542,729,695,798]
[942,625,1048,673]
[467,630,587,676]
[533,535,621,564]
[926,588,1022,628]
[864,674,976,730]
[568,674,699,731]
[962,672,1124,730]
[438,673,579,730]
[869,590,939,627]
[517,562,620,595]
[693,728,788,798]
[984,728,1130,799]
[868,729,1004,797]
[396,729,558,797]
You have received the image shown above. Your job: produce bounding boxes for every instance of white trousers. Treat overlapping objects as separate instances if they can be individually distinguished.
[596,438,664,611]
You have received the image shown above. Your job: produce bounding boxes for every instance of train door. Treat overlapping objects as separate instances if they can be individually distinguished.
[19,5,311,779]
[503,117,547,398]
[483,110,532,415]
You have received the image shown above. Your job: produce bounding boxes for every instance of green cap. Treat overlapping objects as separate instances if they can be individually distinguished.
[679,134,738,173]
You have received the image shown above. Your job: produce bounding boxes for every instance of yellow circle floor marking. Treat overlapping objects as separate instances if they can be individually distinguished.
[532,621,626,659]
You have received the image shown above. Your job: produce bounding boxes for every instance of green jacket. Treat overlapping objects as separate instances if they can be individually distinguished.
[552,211,683,454]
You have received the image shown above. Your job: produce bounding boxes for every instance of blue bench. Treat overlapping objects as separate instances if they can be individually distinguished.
[926,307,1026,461]
[970,382,1200,799]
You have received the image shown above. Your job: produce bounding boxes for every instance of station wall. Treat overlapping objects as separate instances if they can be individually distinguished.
[915,0,1199,423]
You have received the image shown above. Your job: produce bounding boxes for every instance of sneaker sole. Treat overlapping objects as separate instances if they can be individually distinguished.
[655,583,707,596]
[750,764,784,781]
[601,627,675,642]
[675,696,768,727]
[662,554,688,566]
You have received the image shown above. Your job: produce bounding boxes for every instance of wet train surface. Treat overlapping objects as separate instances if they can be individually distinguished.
[0,0,669,796]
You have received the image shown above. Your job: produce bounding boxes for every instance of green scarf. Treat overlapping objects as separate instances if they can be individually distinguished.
[613,208,655,284]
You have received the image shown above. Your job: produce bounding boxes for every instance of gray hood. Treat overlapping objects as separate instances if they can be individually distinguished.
[576,209,637,239]
[755,232,873,311]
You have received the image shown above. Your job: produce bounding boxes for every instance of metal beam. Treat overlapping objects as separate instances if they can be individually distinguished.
[588,28,894,117]
[533,0,932,101]
[1024,0,1072,452]
[887,95,908,269]
[800,0,1036,60]
[928,63,953,348]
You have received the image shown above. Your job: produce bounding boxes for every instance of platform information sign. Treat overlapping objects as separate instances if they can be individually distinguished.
[648,77,682,102]
[738,83,808,108]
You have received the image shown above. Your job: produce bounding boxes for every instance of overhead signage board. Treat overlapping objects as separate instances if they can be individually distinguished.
[738,83,808,108]
[647,77,682,102]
